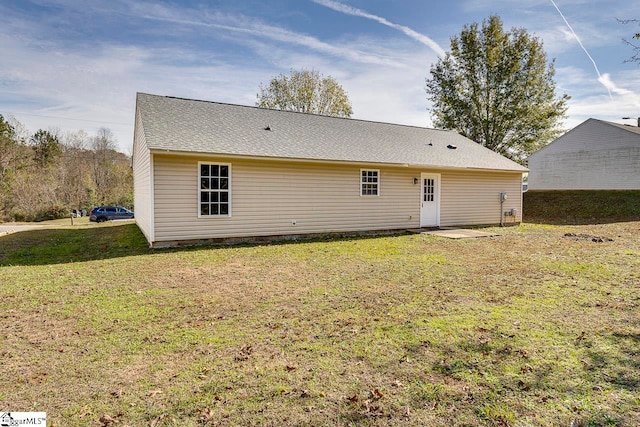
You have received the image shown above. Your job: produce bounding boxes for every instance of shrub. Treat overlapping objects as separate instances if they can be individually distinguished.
[35,205,68,222]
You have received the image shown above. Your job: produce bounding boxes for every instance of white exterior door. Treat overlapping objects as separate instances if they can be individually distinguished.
[420,173,440,227]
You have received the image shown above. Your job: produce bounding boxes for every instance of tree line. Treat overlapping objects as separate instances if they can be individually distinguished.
[0,114,132,222]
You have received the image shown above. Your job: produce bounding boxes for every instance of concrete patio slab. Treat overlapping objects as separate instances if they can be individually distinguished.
[409,227,500,239]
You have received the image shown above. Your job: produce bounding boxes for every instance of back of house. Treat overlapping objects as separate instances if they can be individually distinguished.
[133,93,527,247]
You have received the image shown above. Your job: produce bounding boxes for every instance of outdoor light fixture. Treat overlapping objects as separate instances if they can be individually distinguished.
[413,177,419,185]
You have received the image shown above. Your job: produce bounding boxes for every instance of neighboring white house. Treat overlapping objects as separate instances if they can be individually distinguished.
[133,93,527,247]
[527,118,640,190]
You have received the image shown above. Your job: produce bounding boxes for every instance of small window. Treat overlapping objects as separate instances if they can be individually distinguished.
[423,178,434,202]
[199,162,231,217]
[360,169,379,196]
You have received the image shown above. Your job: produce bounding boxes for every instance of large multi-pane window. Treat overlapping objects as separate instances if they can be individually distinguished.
[199,163,230,216]
[360,169,379,196]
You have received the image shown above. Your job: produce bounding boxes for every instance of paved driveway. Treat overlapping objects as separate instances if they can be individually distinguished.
[0,224,45,236]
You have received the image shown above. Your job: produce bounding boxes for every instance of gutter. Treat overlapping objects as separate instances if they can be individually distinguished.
[148,148,528,173]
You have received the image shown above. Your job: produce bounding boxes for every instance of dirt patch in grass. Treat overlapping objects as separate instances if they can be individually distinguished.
[1,221,640,425]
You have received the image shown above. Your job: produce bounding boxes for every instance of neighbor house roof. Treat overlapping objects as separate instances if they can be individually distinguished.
[136,93,527,172]
[527,118,640,160]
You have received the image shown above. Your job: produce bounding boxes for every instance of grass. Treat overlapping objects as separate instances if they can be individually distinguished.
[1,221,639,426]
[524,190,640,224]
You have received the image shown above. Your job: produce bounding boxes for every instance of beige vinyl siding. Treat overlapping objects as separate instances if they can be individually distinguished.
[440,170,523,225]
[150,155,524,244]
[132,109,153,243]
[153,155,422,242]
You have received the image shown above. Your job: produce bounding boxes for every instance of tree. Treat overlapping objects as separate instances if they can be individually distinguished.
[58,130,92,210]
[0,115,29,179]
[0,120,132,221]
[257,69,353,118]
[0,114,17,181]
[425,15,569,162]
[30,129,61,166]
[619,19,640,63]
[90,128,132,205]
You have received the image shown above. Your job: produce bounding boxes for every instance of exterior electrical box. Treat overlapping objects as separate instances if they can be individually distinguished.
[504,208,518,217]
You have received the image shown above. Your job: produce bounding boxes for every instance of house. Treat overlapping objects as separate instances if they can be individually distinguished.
[133,93,527,247]
[527,118,640,190]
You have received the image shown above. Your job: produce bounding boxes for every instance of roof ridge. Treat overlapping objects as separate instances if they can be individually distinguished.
[599,119,640,134]
[585,118,640,134]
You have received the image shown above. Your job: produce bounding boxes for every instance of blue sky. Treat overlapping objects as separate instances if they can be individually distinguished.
[1,0,640,153]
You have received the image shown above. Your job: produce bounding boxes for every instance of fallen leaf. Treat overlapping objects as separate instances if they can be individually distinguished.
[99,414,118,426]
[370,388,384,399]
[363,399,384,415]
[234,345,253,361]
[149,414,168,427]
[520,365,533,373]
[147,389,163,397]
[285,365,297,371]
[347,394,358,403]
[198,407,215,423]
[78,405,92,418]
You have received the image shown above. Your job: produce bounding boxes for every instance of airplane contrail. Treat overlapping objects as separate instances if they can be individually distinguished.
[549,0,612,98]
[311,0,446,58]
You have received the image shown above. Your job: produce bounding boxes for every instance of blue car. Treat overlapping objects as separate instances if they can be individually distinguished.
[89,206,134,222]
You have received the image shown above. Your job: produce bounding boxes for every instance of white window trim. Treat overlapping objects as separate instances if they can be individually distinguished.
[360,168,380,197]
[198,161,232,218]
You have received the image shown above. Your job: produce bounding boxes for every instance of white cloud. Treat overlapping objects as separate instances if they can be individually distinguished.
[559,68,640,129]
[598,73,634,96]
[120,2,405,68]
[5,0,639,155]
[0,4,437,152]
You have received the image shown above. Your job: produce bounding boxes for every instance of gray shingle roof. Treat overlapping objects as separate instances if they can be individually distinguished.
[136,93,527,172]
[600,119,640,135]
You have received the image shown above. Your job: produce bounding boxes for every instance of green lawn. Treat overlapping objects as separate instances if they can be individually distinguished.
[1,221,639,426]
[524,190,640,225]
